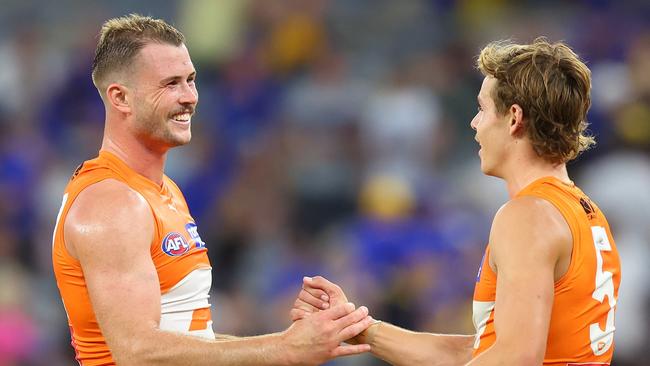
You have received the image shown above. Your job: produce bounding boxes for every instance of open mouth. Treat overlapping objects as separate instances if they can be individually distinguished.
[170,112,192,125]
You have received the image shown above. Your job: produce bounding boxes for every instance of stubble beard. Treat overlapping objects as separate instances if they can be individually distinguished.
[133,103,190,150]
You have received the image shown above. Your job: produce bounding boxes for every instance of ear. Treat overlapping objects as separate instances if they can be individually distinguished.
[508,103,525,136]
[105,83,132,114]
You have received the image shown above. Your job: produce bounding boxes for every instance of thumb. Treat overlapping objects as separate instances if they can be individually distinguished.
[308,276,348,305]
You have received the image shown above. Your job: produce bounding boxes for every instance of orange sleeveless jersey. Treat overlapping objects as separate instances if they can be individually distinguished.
[52,151,214,365]
[472,176,621,365]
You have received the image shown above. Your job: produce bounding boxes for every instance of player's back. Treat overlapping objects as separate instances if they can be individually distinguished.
[52,151,213,365]
[473,176,621,365]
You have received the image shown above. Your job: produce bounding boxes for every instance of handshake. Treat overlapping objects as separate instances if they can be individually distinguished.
[280,276,381,365]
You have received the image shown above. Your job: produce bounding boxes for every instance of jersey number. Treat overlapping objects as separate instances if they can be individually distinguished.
[589,226,616,356]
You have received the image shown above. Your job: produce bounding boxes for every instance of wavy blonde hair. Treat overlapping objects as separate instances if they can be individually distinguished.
[477,38,595,164]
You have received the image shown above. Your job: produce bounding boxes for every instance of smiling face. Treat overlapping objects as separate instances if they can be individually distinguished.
[470,77,513,177]
[128,42,198,150]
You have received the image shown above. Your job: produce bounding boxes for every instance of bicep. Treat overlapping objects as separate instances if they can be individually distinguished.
[489,198,566,360]
[492,253,554,351]
[65,181,160,356]
[81,238,161,339]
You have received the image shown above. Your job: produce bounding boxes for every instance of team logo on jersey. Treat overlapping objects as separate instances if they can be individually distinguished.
[580,197,596,220]
[185,222,206,249]
[476,253,486,282]
[161,232,190,256]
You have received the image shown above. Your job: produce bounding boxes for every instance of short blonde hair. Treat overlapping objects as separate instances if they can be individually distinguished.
[477,38,595,164]
[92,14,184,93]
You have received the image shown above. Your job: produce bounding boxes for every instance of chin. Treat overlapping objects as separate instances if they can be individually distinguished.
[173,137,192,147]
[170,131,192,147]
[479,161,496,177]
[481,166,505,179]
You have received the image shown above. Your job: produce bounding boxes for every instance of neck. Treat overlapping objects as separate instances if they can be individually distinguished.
[100,128,167,186]
[501,154,570,198]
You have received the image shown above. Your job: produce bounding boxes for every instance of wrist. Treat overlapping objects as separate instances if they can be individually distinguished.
[365,319,382,346]
[275,331,299,366]
[347,318,382,346]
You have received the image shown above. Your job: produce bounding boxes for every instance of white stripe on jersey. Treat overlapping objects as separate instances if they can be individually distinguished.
[160,267,215,340]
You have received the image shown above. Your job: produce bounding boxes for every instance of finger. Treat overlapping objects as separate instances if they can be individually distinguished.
[298,289,329,310]
[334,306,368,330]
[305,276,336,293]
[290,308,310,321]
[292,301,317,315]
[331,343,371,358]
[320,302,355,321]
[337,314,374,341]
[306,276,347,305]
[301,284,330,303]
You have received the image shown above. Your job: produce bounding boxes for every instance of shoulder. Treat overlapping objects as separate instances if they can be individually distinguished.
[64,179,154,256]
[493,195,569,232]
[67,178,151,223]
[489,195,571,269]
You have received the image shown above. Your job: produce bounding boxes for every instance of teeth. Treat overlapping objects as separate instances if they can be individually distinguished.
[172,113,191,122]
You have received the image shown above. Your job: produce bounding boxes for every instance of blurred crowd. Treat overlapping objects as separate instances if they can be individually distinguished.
[0,0,648,365]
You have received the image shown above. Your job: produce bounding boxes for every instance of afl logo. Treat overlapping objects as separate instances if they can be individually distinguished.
[162,232,190,256]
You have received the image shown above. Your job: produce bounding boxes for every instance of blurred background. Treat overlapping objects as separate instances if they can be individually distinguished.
[0,0,648,365]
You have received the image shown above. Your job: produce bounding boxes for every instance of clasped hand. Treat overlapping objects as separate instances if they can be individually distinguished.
[291,276,378,346]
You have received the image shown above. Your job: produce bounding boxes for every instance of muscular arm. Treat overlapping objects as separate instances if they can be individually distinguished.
[65,179,372,366]
[467,196,571,365]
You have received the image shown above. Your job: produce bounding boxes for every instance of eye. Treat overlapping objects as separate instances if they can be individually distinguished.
[477,105,483,112]
[167,80,179,87]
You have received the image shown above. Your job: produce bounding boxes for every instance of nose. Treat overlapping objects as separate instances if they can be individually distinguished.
[470,113,478,131]
[179,82,198,106]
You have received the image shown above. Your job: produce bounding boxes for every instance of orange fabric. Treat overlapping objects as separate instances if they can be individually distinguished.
[472,176,621,365]
[189,308,212,331]
[52,151,212,365]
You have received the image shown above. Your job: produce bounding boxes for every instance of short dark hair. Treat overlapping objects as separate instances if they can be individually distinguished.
[477,38,595,164]
[92,14,185,94]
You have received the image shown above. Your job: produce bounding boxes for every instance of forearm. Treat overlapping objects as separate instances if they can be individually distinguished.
[465,343,542,365]
[115,329,290,366]
[214,333,241,341]
[369,322,474,366]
